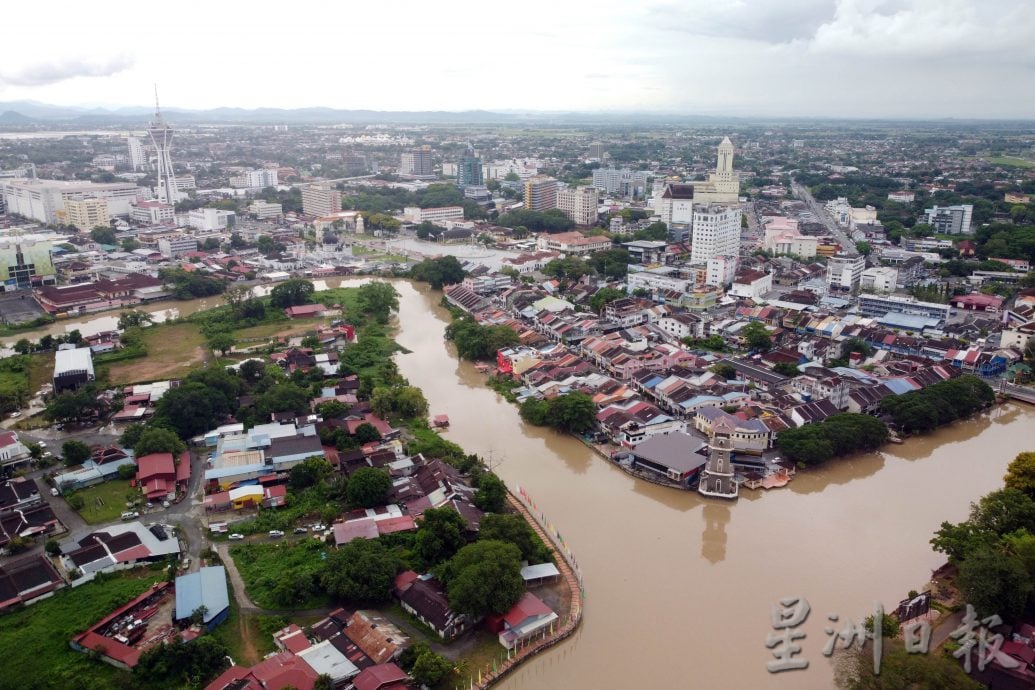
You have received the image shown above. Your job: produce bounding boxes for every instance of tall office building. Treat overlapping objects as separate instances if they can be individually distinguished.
[523,175,559,212]
[690,203,741,265]
[229,169,279,189]
[457,149,483,188]
[126,137,148,171]
[557,186,599,226]
[147,90,178,204]
[400,146,434,178]
[826,254,866,292]
[63,198,110,232]
[302,184,342,217]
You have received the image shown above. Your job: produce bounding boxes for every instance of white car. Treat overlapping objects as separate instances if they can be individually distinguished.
[268,530,285,538]
[9,412,19,419]
[120,511,140,520]
[310,523,326,532]
[228,533,245,541]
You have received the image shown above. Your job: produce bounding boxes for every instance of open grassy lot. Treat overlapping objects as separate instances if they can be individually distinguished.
[0,568,164,689]
[105,322,206,385]
[233,317,324,342]
[228,539,331,610]
[985,155,1035,169]
[27,352,54,394]
[69,479,137,524]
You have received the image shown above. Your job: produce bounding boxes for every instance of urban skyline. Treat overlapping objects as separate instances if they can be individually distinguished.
[0,1,1032,119]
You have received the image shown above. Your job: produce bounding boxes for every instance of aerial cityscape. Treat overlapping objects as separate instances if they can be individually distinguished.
[1,3,1035,690]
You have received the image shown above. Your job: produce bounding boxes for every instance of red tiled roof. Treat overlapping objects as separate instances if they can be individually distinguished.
[353,663,409,690]
[503,592,553,628]
[136,453,175,482]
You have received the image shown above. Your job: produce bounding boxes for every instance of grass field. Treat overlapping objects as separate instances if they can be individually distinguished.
[228,539,331,610]
[985,155,1035,169]
[0,568,163,689]
[233,317,323,342]
[27,352,53,394]
[105,323,206,385]
[70,479,137,524]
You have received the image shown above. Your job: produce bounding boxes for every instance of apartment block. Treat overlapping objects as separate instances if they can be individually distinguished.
[63,198,110,232]
[556,186,598,226]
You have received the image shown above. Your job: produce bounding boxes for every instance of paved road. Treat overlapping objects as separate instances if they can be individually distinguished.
[792,180,859,256]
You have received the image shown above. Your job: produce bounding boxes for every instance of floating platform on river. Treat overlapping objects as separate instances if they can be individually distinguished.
[432,414,450,428]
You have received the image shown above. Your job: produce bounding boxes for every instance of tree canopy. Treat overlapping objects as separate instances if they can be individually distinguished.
[414,506,467,568]
[410,256,466,289]
[269,279,315,308]
[133,426,187,458]
[320,537,401,603]
[346,467,392,508]
[440,540,525,617]
[879,376,994,435]
[479,512,553,564]
[445,319,519,361]
[520,392,598,434]
[777,413,889,466]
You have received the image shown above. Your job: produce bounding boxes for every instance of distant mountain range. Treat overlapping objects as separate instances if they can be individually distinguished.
[0,100,737,126]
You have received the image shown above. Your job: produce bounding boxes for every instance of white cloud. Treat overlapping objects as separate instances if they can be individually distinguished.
[0,54,134,88]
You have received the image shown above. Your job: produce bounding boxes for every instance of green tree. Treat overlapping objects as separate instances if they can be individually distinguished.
[519,398,550,426]
[152,382,234,438]
[854,241,872,256]
[353,422,382,444]
[133,426,186,457]
[474,473,507,513]
[441,540,525,617]
[410,255,467,289]
[316,400,348,419]
[12,339,31,355]
[288,456,332,491]
[835,643,982,690]
[370,385,428,419]
[258,382,310,415]
[118,310,154,330]
[411,649,453,686]
[206,331,235,356]
[479,513,552,563]
[132,635,230,688]
[546,393,597,434]
[320,537,401,602]
[740,321,772,351]
[589,287,625,314]
[1004,451,1035,498]
[61,440,91,466]
[346,467,391,508]
[414,507,466,567]
[269,279,315,308]
[956,546,1031,621]
[89,226,116,245]
[45,385,105,425]
[356,281,399,323]
[445,319,519,361]
[45,538,61,555]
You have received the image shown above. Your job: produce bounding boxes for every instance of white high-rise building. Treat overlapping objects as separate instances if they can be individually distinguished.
[826,254,866,292]
[230,169,278,189]
[0,178,139,223]
[690,203,741,265]
[127,137,148,171]
[557,186,598,226]
[302,184,342,217]
[693,137,741,205]
[591,169,649,198]
[147,91,178,204]
[400,146,434,178]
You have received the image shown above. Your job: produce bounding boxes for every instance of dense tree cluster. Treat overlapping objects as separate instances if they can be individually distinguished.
[321,537,402,603]
[444,319,520,361]
[159,268,226,299]
[370,384,428,420]
[479,513,553,564]
[497,208,574,233]
[878,375,994,435]
[519,392,598,434]
[931,478,1035,622]
[586,248,631,279]
[589,287,625,314]
[133,635,230,689]
[439,540,526,617]
[410,255,466,289]
[355,282,399,324]
[346,467,392,508]
[269,279,315,308]
[777,413,889,466]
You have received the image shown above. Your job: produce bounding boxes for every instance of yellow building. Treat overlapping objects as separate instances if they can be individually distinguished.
[62,198,110,232]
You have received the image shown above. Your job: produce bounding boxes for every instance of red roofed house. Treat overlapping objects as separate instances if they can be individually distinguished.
[352,663,410,690]
[206,652,318,690]
[486,592,558,650]
[284,303,329,319]
[951,293,1004,312]
[273,623,312,654]
[135,452,175,500]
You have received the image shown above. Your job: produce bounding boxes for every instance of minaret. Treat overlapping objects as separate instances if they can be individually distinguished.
[148,87,178,205]
[698,416,739,499]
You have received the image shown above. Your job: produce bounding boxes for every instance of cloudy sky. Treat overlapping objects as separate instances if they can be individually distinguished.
[1,0,1032,118]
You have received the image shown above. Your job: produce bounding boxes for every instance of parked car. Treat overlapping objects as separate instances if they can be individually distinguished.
[50,487,59,496]
[268,530,285,538]
[293,527,308,534]
[228,533,245,540]
[162,501,171,508]
[37,441,46,448]
[311,523,326,532]
[9,412,19,419]
[120,511,140,520]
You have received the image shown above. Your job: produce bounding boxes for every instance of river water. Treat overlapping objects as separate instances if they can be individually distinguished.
[15,278,1035,688]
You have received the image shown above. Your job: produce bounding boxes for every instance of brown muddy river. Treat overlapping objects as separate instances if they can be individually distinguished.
[19,278,1034,688]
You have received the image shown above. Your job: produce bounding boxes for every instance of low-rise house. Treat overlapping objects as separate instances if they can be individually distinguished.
[174,566,230,631]
[284,303,331,319]
[0,503,59,552]
[0,477,41,515]
[487,592,558,650]
[206,651,320,690]
[0,554,65,611]
[352,663,410,690]
[62,521,180,579]
[395,572,471,640]
[693,407,773,454]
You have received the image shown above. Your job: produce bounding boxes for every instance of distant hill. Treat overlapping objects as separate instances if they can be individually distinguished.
[0,100,738,127]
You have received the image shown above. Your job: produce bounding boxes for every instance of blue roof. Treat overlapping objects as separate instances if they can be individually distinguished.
[882,378,918,395]
[878,312,941,330]
[641,375,665,390]
[175,566,229,623]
